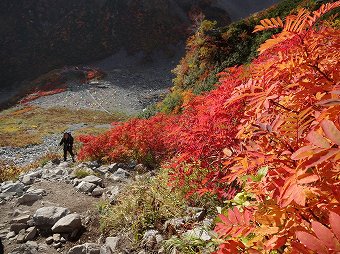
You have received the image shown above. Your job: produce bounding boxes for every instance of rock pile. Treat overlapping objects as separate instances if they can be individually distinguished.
[5,206,83,252]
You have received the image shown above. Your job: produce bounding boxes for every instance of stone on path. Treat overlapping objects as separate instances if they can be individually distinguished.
[11,214,31,224]
[52,213,82,233]
[76,181,96,193]
[10,223,27,234]
[24,226,37,241]
[1,182,24,194]
[81,175,103,186]
[91,186,104,197]
[17,193,42,205]
[33,206,70,229]
[110,168,130,182]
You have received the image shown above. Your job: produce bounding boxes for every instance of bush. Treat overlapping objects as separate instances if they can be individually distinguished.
[74,169,91,179]
[98,170,186,240]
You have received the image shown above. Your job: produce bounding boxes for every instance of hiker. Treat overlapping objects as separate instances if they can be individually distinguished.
[59,132,75,162]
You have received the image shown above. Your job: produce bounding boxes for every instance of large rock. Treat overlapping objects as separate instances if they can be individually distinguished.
[102,236,121,253]
[33,207,70,229]
[10,223,27,234]
[92,187,104,197]
[24,227,37,241]
[110,168,130,182]
[52,213,82,233]
[20,170,42,185]
[17,193,42,205]
[81,175,103,186]
[76,181,97,193]
[26,188,46,196]
[1,182,24,194]
[67,243,101,254]
[11,214,31,224]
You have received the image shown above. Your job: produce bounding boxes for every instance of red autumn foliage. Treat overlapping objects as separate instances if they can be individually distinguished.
[19,88,67,104]
[79,2,340,252]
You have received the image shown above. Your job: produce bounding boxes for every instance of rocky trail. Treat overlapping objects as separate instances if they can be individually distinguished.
[0,159,213,254]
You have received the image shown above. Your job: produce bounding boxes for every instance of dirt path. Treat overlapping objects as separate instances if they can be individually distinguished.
[0,179,100,254]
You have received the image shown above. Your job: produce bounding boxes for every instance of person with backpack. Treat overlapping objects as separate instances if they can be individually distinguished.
[59,132,75,162]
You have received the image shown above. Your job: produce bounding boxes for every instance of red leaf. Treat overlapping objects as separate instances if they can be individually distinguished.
[297,174,319,184]
[312,221,337,250]
[296,231,328,254]
[329,211,340,241]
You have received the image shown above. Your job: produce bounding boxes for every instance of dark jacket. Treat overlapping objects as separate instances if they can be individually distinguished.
[59,135,74,150]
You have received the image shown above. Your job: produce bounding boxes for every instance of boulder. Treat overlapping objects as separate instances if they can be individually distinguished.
[6,231,16,239]
[81,175,103,186]
[17,193,42,205]
[76,181,96,193]
[16,229,26,243]
[108,163,119,173]
[11,214,31,224]
[85,161,100,169]
[22,175,34,185]
[94,165,109,175]
[33,206,70,229]
[102,236,121,253]
[26,188,46,196]
[52,213,82,233]
[45,236,54,244]
[92,187,104,197]
[110,168,130,182]
[68,243,101,254]
[10,223,28,234]
[53,233,61,242]
[24,227,37,241]
[1,182,24,194]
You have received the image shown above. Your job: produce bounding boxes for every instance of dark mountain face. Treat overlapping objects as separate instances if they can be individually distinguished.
[0,0,277,90]
[216,0,279,21]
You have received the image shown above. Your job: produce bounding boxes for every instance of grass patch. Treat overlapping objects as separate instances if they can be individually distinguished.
[0,106,125,147]
[0,152,59,182]
[74,169,92,178]
[98,170,187,241]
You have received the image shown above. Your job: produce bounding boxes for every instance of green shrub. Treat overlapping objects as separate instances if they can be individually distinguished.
[74,169,91,178]
[98,170,186,241]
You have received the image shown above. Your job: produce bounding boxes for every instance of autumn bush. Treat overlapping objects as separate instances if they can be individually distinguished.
[214,2,340,253]
[79,2,340,253]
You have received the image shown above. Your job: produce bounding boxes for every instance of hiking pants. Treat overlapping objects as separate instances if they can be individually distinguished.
[63,147,75,162]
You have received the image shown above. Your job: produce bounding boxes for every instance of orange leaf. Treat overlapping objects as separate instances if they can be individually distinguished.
[306,131,330,148]
[321,120,340,145]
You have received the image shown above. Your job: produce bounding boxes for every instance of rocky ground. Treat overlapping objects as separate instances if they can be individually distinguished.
[28,50,181,115]
[0,160,213,254]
